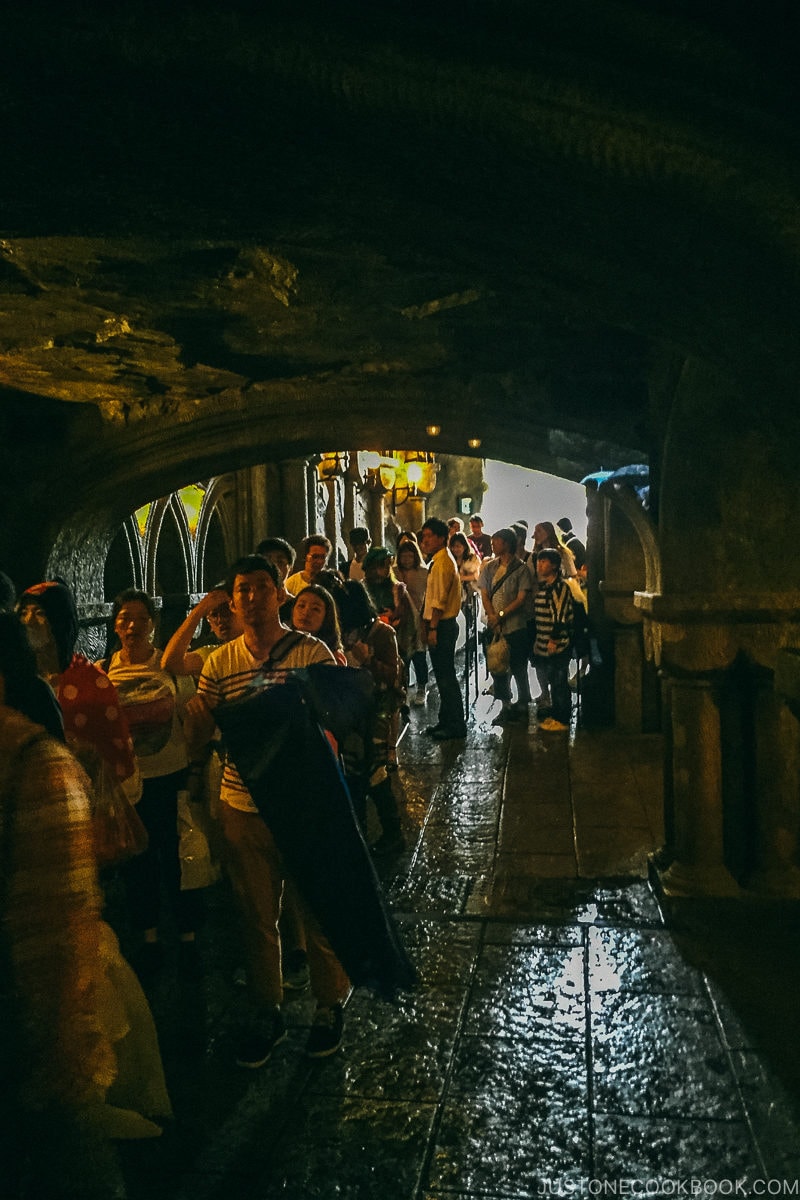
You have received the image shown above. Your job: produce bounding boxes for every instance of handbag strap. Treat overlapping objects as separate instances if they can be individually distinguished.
[263,630,305,671]
[488,559,522,603]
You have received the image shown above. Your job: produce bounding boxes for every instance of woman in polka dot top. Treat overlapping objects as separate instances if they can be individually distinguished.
[17,581,138,795]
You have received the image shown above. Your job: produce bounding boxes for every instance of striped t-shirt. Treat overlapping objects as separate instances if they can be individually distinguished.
[532,579,574,657]
[197,631,335,813]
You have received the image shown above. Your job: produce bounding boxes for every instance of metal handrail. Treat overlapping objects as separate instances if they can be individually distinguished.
[462,590,482,709]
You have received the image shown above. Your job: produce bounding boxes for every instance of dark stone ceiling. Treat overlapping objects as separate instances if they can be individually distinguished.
[1,0,799,527]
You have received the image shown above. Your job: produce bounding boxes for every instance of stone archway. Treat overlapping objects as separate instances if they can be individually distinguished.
[3,2,800,897]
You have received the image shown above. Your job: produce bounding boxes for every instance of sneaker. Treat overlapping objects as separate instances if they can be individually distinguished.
[412,687,427,706]
[236,1009,287,1069]
[539,717,569,732]
[306,1004,344,1058]
[282,951,311,992]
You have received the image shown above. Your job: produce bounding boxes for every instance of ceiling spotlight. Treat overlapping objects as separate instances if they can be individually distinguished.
[467,437,481,449]
[426,424,441,437]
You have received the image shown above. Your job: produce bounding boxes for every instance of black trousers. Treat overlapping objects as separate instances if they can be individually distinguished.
[428,617,466,733]
[122,768,204,936]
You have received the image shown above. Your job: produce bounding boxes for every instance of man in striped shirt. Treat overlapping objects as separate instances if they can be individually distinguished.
[187,555,350,1067]
[531,548,575,733]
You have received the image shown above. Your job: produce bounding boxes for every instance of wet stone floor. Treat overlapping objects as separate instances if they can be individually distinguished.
[117,689,800,1200]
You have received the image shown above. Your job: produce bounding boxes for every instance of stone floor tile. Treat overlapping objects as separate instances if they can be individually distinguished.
[509,801,575,830]
[482,921,584,948]
[395,916,482,988]
[432,1036,589,1193]
[588,927,707,995]
[579,882,665,927]
[571,792,652,828]
[389,872,475,915]
[494,852,578,879]
[485,874,596,922]
[576,834,655,879]
[732,1050,800,1179]
[462,874,495,914]
[592,992,741,1119]
[239,1095,437,1199]
[465,943,585,1042]
[499,823,576,857]
[413,844,497,876]
[423,809,499,834]
[593,1113,762,1182]
[428,787,504,823]
[305,990,460,1102]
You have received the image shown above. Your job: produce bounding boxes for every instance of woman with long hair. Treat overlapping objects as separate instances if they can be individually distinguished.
[532,521,577,578]
[17,580,139,812]
[291,584,347,664]
[361,547,419,677]
[394,538,429,706]
[448,531,481,601]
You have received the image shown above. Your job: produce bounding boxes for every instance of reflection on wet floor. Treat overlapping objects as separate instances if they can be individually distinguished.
[119,691,800,1199]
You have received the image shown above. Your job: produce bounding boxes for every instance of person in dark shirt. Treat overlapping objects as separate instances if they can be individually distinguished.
[468,515,493,559]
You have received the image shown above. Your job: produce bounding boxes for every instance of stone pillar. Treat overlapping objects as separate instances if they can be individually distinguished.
[613,625,644,733]
[342,451,361,544]
[322,478,340,553]
[306,461,320,535]
[248,463,269,549]
[660,674,740,896]
[366,490,386,548]
[279,458,310,548]
[658,670,676,862]
[749,671,800,896]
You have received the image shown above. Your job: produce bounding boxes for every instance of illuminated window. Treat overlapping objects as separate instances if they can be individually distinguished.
[134,502,151,539]
[178,484,205,539]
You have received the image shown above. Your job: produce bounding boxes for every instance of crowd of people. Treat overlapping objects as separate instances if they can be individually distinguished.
[0,506,588,1197]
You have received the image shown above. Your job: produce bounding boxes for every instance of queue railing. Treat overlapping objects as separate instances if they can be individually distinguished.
[462,590,482,710]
